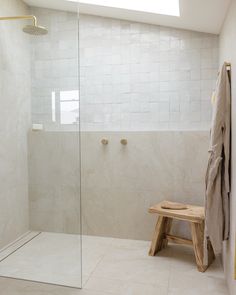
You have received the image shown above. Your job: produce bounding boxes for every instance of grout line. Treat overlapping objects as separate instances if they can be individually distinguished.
[82,240,114,288]
[0,232,42,263]
[166,261,172,294]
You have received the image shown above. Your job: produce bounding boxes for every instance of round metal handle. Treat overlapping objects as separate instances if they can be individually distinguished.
[120,139,128,145]
[101,138,109,145]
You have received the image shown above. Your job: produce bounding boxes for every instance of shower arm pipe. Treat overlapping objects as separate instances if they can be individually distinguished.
[0,15,37,26]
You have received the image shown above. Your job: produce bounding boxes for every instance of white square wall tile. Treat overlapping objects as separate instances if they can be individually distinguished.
[31,10,218,131]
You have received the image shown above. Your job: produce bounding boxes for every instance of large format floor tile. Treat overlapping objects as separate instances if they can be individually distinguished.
[0,277,111,295]
[89,247,171,286]
[0,233,229,295]
[0,232,82,288]
[84,277,168,295]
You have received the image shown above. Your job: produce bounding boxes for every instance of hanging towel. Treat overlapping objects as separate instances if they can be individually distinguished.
[205,62,231,259]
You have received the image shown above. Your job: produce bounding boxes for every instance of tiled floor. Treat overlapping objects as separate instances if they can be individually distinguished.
[0,232,82,287]
[0,232,229,295]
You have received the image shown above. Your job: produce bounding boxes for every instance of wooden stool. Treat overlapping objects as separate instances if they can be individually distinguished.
[148,201,215,272]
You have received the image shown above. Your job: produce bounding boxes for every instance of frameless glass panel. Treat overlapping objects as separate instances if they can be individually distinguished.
[29,5,82,288]
[0,1,82,289]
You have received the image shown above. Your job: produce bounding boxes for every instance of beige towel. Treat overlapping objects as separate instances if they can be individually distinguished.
[205,62,231,260]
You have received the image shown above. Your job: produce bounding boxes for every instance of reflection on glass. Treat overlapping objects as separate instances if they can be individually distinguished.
[51,90,79,125]
[51,91,56,122]
[60,90,79,125]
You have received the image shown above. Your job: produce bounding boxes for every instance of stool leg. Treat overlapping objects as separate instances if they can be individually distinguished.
[161,217,173,249]
[149,216,172,256]
[190,221,207,272]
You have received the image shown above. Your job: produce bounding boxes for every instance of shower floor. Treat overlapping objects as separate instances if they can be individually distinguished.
[0,232,229,294]
[0,232,82,287]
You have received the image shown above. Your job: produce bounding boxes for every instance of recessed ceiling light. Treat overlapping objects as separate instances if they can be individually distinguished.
[78,0,180,17]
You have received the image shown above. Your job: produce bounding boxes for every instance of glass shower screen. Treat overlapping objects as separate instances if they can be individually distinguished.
[28,4,82,288]
[0,2,82,289]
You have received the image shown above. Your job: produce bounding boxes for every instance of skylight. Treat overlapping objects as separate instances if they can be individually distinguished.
[79,0,180,17]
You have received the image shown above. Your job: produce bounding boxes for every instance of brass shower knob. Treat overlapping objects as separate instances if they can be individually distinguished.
[120,139,128,145]
[101,138,109,145]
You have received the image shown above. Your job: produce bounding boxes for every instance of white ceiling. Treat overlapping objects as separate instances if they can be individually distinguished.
[23,0,231,34]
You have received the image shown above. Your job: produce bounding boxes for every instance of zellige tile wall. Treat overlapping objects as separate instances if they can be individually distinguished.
[30,7,78,130]
[31,10,219,131]
[80,14,219,131]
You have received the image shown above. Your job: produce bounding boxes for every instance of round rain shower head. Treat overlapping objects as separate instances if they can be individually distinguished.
[23,24,48,35]
[0,15,48,36]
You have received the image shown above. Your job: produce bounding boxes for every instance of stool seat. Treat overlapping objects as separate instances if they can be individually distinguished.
[148,200,214,273]
[149,201,205,223]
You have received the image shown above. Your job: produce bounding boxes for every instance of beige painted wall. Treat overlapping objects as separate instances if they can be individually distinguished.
[29,131,209,241]
[219,1,236,294]
[0,0,31,248]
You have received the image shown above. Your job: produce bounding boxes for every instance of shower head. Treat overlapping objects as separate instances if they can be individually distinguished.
[22,24,48,35]
[0,15,48,36]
